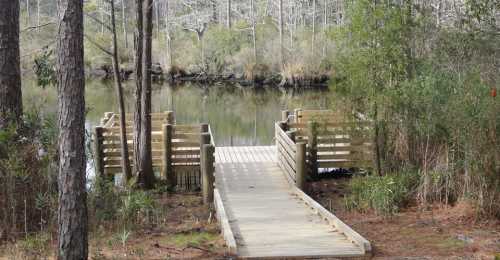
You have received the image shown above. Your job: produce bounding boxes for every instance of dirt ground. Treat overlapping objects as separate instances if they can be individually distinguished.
[88,193,234,260]
[308,177,500,260]
[1,193,233,260]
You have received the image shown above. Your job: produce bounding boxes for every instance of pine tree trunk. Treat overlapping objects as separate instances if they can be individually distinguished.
[133,0,143,181]
[56,0,88,259]
[135,0,155,189]
[0,0,23,129]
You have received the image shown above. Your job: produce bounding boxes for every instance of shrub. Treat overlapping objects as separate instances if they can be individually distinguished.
[345,172,418,216]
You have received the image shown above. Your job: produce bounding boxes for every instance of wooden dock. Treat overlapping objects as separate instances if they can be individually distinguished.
[214,146,371,259]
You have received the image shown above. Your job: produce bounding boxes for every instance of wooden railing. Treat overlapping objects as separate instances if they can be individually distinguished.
[94,111,215,194]
[275,122,307,189]
[279,109,376,179]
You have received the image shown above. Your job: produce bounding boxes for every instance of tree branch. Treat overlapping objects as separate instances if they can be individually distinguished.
[84,34,113,56]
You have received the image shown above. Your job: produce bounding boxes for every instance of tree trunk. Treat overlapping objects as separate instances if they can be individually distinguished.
[56,0,88,259]
[26,0,30,25]
[226,0,231,28]
[122,0,128,49]
[311,0,316,57]
[164,0,172,67]
[154,0,160,38]
[100,0,105,34]
[278,0,284,68]
[251,0,257,62]
[0,0,23,129]
[37,0,41,32]
[322,0,327,58]
[110,0,132,184]
[135,0,155,189]
[134,0,143,184]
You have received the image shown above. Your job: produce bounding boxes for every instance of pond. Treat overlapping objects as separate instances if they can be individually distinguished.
[23,79,333,146]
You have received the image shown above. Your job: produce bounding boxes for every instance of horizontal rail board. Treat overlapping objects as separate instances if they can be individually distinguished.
[317,153,370,160]
[289,122,372,129]
[318,160,372,168]
[277,147,297,174]
[172,149,200,156]
[172,141,201,148]
[172,157,200,164]
[317,146,372,152]
[103,150,163,157]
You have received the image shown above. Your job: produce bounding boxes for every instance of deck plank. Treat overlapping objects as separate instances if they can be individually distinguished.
[214,146,366,258]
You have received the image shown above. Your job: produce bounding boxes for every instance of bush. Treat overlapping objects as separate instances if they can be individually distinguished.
[345,172,418,216]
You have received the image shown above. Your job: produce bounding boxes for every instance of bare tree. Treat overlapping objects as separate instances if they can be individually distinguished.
[26,0,31,24]
[0,0,23,129]
[110,0,133,183]
[56,0,88,258]
[279,0,284,67]
[164,0,173,67]
[311,0,316,56]
[122,0,129,48]
[251,0,257,62]
[226,0,231,28]
[37,0,41,32]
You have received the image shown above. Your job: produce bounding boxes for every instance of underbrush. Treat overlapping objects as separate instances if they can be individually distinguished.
[345,172,419,216]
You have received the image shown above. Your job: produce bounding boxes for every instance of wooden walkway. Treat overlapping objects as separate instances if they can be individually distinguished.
[214,146,369,259]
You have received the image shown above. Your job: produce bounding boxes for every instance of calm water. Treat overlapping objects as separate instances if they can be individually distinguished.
[23,80,333,146]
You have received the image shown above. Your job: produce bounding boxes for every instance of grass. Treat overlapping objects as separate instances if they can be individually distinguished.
[344,172,419,216]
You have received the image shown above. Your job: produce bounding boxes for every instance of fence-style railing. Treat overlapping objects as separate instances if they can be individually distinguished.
[277,109,377,181]
[275,122,307,189]
[94,111,215,196]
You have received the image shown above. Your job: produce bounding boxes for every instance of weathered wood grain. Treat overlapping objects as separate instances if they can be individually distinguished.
[214,146,369,259]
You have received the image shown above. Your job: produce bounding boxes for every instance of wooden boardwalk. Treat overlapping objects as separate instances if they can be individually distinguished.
[214,146,369,259]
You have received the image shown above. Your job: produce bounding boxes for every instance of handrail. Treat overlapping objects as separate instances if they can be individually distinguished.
[275,122,307,189]
[280,109,377,174]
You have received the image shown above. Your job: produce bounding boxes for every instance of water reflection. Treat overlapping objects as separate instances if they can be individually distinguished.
[23,80,332,146]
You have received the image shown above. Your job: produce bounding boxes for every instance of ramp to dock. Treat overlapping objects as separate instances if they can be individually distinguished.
[214,146,370,259]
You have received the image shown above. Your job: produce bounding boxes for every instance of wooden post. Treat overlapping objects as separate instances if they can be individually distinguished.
[201,123,209,133]
[281,110,290,123]
[294,108,302,123]
[277,121,286,146]
[93,127,105,180]
[307,121,318,179]
[201,130,215,204]
[296,142,307,190]
[101,112,114,126]
[163,124,174,185]
[166,110,175,124]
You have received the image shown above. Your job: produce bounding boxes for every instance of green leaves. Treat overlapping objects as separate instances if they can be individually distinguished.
[33,48,56,88]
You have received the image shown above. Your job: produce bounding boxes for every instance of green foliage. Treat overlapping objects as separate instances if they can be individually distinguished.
[119,189,156,227]
[33,48,57,88]
[345,172,418,216]
[204,26,247,74]
[329,0,499,218]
